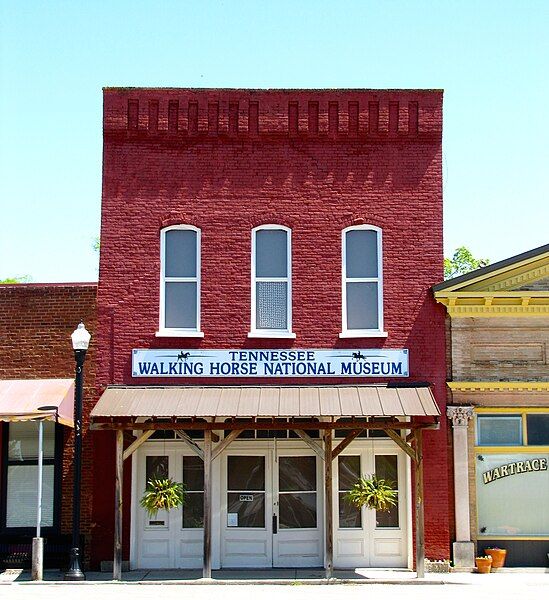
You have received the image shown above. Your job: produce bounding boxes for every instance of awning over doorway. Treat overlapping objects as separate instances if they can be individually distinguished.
[93,383,437,581]
[91,384,440,420]
[0,379,74,427]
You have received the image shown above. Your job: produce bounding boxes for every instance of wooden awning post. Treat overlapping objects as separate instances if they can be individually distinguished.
[324,429,333,579]
[113,429,124,581]
[202,429,212,579]
[414,428,425,578]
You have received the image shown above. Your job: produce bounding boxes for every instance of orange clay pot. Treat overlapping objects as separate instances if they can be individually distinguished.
[485,548,507,570]
[475,556,492,574]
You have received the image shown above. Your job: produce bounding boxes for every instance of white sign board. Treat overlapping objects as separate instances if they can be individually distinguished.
[132,349,409,378]
[227,513,238,527]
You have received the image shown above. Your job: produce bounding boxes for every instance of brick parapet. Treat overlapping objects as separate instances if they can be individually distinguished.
[103,88,442,140]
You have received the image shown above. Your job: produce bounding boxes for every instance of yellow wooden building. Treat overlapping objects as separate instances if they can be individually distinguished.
[434,243,549,568]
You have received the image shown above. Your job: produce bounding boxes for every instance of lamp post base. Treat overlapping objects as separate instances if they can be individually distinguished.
[31,537,44,581]
[64,547,86,581]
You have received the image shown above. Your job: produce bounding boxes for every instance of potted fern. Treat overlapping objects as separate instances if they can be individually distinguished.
[140,477,186,517]
[345,475,397,512]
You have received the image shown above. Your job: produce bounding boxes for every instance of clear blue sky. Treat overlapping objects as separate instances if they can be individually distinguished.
[1,0,547,282]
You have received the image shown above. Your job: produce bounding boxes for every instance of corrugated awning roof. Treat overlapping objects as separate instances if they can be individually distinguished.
[0,379,75,427]
[91,385,440,420]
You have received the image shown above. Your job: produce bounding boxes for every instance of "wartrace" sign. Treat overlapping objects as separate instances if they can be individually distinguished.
[132,349,409,378]
[482,457,548,484]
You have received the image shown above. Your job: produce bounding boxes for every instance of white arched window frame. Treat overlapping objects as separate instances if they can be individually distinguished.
[340,225,387,338]
[157,225,203,337]
[249,224,295,338]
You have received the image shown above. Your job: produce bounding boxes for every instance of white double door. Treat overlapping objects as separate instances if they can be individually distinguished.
[132,444,323,569]
[221,447,324,568]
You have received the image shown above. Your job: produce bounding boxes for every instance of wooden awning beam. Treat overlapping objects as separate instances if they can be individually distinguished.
[294,430,324,461]
[174,430,204,460]
[122,430,154,461]
[211,429,241,461]
[91,419,437,431]
[386,429,417,462]
[331,429,364,460]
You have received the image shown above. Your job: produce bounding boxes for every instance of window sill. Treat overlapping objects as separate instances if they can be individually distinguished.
[339,331,388,338]
[155,330,205,338]
[247,331,297,339]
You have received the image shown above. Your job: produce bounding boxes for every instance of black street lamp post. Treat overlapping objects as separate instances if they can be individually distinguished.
[64,322,91,581]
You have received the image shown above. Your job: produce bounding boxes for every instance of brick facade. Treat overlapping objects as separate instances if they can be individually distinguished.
[450,317,549,383]
[0,283,97,563]
[93,88,449,567]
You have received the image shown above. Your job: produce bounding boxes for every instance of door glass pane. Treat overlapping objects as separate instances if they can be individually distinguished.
[526,414,549,445]
[345,229,378,278]
[8,421,56,460]
[477,416,522,446]
[227,456,265,528]
[279,493,317,529]
[228,456,265,490]
[338,456,360,490]
[227,493,265,528]
[279,457,317,529]
[375,455,399,528]
[182,493,204,528]
[165,229,197,277]
[256,281,287,329]
[338,456,361,528]
[183,455,204,491]
[182,456,204,528]
[165,282,197,328]
[339,492,361,528]
[279,456,316,492]
[146,456,168,482]
[256,229,287,277]
[6,464,54,527]
[346,282,379,330]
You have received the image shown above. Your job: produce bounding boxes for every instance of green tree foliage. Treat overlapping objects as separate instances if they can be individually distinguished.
[444,246,490,280]
[92,236,100,252]
[0,275,31,284]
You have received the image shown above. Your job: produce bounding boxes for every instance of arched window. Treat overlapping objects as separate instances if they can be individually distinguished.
[341,225,385,337]
[250,225,294,337]
[159,225,202,336]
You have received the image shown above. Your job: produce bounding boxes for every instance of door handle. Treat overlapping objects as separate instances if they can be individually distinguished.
[273,514,278,534]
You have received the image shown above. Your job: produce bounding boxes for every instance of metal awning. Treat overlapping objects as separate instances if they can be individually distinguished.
[0,379,75,427]
[91,384,439,420]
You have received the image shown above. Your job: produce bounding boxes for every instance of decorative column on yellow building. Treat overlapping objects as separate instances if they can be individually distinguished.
[447,405,475,569]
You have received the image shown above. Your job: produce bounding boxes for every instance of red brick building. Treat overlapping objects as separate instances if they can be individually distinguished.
[91,88,449,575]
[0,283,96,567]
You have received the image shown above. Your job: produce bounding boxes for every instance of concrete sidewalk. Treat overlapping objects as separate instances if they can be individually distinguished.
[1,567,547,585]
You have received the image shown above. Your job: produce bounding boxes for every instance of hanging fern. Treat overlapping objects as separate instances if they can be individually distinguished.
[345,475,397,512]
[140,478,186,517]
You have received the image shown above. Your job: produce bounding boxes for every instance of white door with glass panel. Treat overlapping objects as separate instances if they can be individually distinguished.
[221,451,323,568]
[135,449,204,569]
[273,452,323,567]
[335,449,407,568]
[221,452,272,567]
